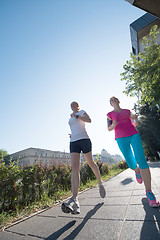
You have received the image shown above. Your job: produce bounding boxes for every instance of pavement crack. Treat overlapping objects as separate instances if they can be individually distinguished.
[28,233,45,239]
[5,229,26,236]
[5,229,45,239]
[117,181,136,240]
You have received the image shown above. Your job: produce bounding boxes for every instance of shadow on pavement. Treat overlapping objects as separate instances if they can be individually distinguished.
[140,198,160,240]
[45,220,76,240]
[63,202,104,240]
[46,202,104,240]
[121,178,133,185]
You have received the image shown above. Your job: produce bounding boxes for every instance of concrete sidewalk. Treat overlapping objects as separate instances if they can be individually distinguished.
[0,162,160,240]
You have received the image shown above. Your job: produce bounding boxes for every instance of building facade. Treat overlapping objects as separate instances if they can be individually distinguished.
[9,147,122,167]
[93,149,123,165]
[130,13,160,55]
[10,148,72,167]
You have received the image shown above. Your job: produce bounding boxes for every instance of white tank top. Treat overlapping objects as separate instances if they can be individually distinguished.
[69,110,89,142]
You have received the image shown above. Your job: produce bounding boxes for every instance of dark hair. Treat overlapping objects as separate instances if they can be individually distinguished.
[109,96,118,104]
[70,101,80,110]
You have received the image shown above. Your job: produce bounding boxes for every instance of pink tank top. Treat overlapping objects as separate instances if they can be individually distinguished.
[107,109,138,139]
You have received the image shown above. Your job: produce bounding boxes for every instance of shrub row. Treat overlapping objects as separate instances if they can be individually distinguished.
[0,159,128,213]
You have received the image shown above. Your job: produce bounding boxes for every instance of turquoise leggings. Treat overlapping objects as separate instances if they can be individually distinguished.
[116,134,149,170]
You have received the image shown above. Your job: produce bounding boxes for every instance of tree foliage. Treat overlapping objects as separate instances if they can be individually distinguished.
[120,25,160,159]
[121,25,160,108]
[136,104,160,158]
[0,149,9,159]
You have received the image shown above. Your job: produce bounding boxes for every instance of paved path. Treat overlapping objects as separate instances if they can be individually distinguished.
[0,162,160,240]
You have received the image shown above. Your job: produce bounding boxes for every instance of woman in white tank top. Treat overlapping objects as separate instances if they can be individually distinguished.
[61,101,106,214]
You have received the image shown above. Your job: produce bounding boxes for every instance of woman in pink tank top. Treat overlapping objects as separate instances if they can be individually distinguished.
[106,96,159,207]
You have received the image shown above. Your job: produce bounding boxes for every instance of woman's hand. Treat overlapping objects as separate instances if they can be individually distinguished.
[71,113,76,118]
[112,119,117,127]
[70,112,91,123]
[130,113,138,126]
[108,119,117,131]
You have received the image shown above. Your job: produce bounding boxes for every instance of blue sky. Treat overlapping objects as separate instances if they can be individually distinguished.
[0,0,145,156]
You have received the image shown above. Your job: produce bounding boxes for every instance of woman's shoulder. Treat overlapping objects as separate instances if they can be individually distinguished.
[107,111,114,117]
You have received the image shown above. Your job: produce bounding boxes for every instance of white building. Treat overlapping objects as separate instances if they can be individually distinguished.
[10,147,72,167]
[9,147,122,167]
[9,147,87,167]
[93,149,123,165]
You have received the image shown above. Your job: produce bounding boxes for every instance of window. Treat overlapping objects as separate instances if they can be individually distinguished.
[132,47,136,55]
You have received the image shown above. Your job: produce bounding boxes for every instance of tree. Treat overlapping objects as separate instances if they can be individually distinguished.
[0,149,9,159]
[136,104,160,159]
[120,25,160,159]
[120,25,160,109]
[0,149,10,164]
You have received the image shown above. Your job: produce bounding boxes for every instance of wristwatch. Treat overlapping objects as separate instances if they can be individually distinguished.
[76,115,79,119]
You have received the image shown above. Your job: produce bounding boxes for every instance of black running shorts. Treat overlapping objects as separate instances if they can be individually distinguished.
[70,139,92,154]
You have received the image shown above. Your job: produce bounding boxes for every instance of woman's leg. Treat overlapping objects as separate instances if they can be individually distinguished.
[61,152,81,214]
[140,168,151,191]
[71,152,81,199]
[84,151,106,198]
[130,134,149,169]
[116,136,143,183]
[84,151,102,185]
[130,134,151,191]
[116,136,137,170]
[130,134,159,207]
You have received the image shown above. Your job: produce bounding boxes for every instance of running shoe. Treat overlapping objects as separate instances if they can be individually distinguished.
[146,191,160,207]
[99,184,106,198]
[61,196,80,214]
[135,170,143,184]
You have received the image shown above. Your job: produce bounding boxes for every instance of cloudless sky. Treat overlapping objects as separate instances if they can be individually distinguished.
[0,0,145,156]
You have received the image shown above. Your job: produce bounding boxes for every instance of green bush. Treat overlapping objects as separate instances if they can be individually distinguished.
[0,158,127,215]
[115,160,128,170]
[100,163,109,175]
[0,159,20,212]
[0,160,72,213]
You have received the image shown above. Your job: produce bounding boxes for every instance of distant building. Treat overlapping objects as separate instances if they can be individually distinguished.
[9,147,122,167]
[130,13,160,55]
[9,147,86,167]
[93,149,123,165]
[9,148,72,167]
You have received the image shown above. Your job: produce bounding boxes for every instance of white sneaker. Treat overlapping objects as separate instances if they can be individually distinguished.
[61,197,80,214]
[99,184,106,198]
